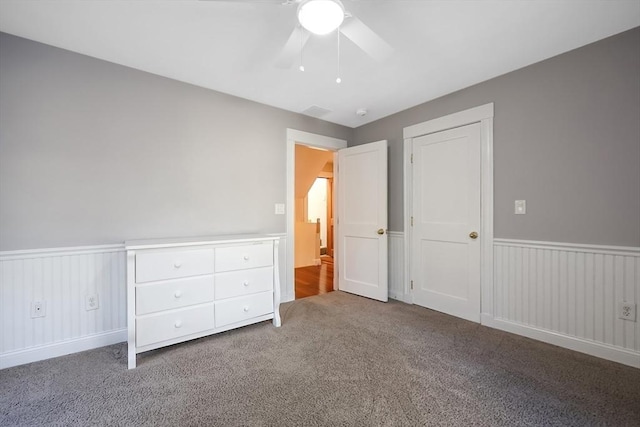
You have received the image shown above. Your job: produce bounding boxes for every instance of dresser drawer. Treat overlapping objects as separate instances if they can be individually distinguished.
[136,249,214,283]
[215,291,273,328]
[136,304,214,348]
[136,275,214,315]
[214,267,273,300]
[215,243,273,272]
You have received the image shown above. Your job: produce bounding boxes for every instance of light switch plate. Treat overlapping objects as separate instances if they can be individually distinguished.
[275,203,285,215]
[515,200,526,215]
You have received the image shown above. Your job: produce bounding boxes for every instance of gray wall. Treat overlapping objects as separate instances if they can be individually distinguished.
[354,27,640,247]
[0,33,353,251]
[2,28,639,250]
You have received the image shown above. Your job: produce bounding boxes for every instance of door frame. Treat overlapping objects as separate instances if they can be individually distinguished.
[285,129,347,302]
[403,103,494,319]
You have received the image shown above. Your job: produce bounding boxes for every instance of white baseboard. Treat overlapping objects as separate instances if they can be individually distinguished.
[0,329,127,370]
[481,315,639,368]
[389,293,411,304]
[281,295,295,303]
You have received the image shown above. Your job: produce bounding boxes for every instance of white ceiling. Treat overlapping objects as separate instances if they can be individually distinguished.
[0,0,638,128]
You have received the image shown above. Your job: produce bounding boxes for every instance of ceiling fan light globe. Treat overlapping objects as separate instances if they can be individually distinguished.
[298,0,345,36]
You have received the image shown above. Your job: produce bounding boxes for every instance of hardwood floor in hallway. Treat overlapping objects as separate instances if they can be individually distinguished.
[295,256,334,299]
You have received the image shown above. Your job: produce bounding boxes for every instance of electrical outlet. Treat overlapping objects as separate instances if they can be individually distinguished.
[31,301,46,318]
[86,293,99,311]
[618,302,636,321]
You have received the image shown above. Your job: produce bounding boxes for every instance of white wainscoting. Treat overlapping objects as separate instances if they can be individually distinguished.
[489,239,639,368]
[1,237,290,369]
[4,236,637,369]
[388,232,407,302]
[388,233,639,367]
[276,236,294,303]
[0,245,128,369]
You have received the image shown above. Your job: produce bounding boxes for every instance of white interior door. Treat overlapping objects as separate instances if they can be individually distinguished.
[337,140,388,302]
[411,123,481,322]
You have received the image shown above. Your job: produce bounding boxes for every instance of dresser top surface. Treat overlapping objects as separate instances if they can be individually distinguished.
[125,234,283,250]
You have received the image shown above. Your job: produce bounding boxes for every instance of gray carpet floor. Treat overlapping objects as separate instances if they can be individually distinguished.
[1,291,639,426]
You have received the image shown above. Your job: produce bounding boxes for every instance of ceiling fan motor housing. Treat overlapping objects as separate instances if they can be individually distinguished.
[297,0,345,35]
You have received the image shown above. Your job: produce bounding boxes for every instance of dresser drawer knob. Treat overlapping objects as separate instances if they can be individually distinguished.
[174,261,182,269]
[174,290,182,298]
[243,306,250,312]
[243,280,250,287]
[174,320,183,328]
[243,255,250,261]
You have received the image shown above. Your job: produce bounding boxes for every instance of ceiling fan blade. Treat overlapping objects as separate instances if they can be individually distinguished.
[339,16,393,62]
[275,26,310,69]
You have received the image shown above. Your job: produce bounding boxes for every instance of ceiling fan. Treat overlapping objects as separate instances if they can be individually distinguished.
[201,0,393,69]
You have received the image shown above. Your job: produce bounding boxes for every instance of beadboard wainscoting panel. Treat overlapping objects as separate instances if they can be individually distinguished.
[0,245,127,369]
[491,239,639,368]
[388,232,406,302]
[276,236,292,303]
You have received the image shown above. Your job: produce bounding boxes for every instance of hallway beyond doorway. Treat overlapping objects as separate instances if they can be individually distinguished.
[295,256,334,299]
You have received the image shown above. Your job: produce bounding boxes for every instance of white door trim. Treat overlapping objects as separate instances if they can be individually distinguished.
[403,103,494,318]
[286,129,347,302]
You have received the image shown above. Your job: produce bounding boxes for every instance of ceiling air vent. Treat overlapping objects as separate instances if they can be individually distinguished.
[302,105,331,118]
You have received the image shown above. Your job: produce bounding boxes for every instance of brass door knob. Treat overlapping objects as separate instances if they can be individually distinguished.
[469,231,478,239]
[377,229,385,235]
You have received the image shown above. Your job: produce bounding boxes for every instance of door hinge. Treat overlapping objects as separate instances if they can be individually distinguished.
[411,216,414,226]
[410,280,414,290]
[411,153,413,164]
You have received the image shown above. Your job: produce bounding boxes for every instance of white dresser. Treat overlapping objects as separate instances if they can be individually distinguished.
[125,234,281,369]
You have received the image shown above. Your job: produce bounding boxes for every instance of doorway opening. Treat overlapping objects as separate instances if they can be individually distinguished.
[294,145,335,299]
[285,129,347,303]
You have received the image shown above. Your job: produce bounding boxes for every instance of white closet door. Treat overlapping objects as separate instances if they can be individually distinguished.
[411,123,481,322]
